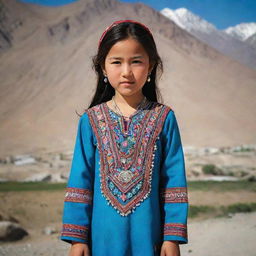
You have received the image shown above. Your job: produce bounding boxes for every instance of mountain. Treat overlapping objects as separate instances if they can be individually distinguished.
[224,22,256,41]
[245,32,256,49]
[160,7,217,34]
[224,22,256,49]
[160,7,256,70]
[0,0,256,157]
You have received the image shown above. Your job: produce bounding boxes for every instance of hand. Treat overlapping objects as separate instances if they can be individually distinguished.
[68,241,90,256]
[160,241,180,256]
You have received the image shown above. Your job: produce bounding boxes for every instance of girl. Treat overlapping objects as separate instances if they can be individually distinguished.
[60,20,189,256]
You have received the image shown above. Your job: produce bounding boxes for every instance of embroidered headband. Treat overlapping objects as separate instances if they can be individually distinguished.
[98,19,153,49]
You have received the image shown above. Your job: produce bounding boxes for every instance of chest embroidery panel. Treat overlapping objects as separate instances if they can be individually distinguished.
[86,102,171,217]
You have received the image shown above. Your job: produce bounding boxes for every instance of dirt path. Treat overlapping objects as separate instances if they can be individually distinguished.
[0,190,255,255]
[1,212,255,256]
[1,189,255,228]
[180,212,256,256]
[189,190,256,206]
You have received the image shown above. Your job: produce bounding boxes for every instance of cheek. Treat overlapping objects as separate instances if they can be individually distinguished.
[133,67,148,78]
[106,66,120,76]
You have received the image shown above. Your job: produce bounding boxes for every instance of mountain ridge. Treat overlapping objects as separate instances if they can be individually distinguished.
[0,0,256,157]
[160,7,256,69]
[224,22,256,41]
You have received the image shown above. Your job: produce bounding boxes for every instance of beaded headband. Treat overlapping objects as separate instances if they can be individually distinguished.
[98,19,153,49]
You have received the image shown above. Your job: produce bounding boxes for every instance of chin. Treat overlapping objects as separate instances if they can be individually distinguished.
[120,89,141,96]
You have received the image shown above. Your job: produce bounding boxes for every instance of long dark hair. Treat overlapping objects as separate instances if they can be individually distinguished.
[80,21,164,115]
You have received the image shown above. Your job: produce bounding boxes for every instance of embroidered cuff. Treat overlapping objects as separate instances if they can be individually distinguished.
[160,187,188,203]
[64,187,93,204]
[60,224,89,244]
[163,223,188,244]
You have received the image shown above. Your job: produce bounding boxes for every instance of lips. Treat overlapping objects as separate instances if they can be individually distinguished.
[120,81,135,84]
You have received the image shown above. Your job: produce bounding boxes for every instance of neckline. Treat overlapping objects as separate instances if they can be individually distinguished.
[104,100,151,119]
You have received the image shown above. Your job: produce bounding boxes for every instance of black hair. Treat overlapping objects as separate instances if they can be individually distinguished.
[78,21,164,116]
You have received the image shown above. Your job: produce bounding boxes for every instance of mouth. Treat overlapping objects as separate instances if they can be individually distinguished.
[120,81,135,85]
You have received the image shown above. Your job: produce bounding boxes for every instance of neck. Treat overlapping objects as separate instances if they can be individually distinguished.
[113,91,145,109]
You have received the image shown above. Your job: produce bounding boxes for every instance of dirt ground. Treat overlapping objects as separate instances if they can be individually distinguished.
[0,189,256,256]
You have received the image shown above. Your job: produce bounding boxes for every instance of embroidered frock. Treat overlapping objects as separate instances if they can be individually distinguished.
[60,100,189,256]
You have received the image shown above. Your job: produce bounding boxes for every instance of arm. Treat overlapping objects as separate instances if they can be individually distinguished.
[160,110,189,245]
[60,112,96,245]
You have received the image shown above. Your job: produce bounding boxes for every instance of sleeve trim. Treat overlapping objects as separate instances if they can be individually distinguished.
[164,223,187,239]
[64,187,93,204]
[61,223,89,241]
[160,187,188,203]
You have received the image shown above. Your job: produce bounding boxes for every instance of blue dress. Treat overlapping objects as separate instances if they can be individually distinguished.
[59,100,189,256]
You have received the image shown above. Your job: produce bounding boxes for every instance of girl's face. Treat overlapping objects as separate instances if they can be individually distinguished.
[102,37,153,97]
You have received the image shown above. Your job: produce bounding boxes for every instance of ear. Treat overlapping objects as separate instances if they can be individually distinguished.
[101,64,107,76]
[148,62,154,74]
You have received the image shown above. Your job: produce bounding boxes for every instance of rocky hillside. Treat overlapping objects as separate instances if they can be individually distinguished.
[0,0,256,157]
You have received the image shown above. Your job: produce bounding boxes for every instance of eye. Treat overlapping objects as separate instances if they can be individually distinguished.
[110,60,142,64]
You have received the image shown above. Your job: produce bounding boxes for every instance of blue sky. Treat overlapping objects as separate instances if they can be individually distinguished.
[19,0,256,29]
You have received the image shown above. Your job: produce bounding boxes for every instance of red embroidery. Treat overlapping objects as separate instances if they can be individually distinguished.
[61,223,89,240]
[164,223,187,238]
[64,187,93,204]
[161,187,188,203]
[86,101,172,216]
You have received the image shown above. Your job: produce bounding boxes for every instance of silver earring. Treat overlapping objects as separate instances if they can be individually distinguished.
[104,76,108,83]
[147,74,151,82]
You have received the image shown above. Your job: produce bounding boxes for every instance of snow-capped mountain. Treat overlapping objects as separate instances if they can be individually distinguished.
[224,22,256,41]
[160,7,256,70]
[246,32,256,49]
[161,7,217,34]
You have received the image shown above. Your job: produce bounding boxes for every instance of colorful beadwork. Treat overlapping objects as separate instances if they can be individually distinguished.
[161,187,188,203]
[86,101,171,217]
[64,187,93,204]
[164,223,187,238]
[61,223,89,240]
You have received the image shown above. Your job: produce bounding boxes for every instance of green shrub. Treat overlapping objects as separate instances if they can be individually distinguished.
[0,181,66,192]
[202,164,220,175]
[189,203,256,219]
[221,203,256,215]
[188,205,216,218]
[188,180,256,192]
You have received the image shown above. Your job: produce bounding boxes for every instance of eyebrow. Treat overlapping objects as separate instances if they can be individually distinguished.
[108,56,144,60]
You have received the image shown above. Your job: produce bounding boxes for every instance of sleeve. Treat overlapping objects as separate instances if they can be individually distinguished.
[159,109,189,244]
[59,112,95,245]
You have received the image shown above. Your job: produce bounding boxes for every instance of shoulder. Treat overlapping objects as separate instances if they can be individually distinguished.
[79,111,90,123]
[79,103,104,130]
[151,101,173,111]
[77,107,97,129]
[152,102,179,133]
[78,109,97,144]
[81,102,102,116]
[151,101,175,120]
[83,102,104,117]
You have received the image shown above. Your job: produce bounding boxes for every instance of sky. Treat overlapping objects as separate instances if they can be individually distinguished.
[19,0,256,29]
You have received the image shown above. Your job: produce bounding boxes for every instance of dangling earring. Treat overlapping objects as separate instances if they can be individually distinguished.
[104,75,108,83]
[147,74,151,82]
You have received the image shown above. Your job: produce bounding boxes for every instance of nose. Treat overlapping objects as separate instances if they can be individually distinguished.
[121,63,132,77]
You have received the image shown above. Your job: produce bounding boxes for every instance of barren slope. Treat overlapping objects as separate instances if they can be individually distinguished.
[0,0,255,156]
